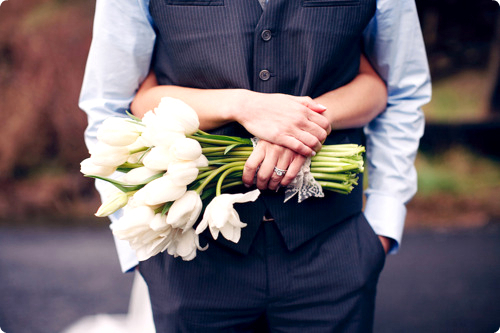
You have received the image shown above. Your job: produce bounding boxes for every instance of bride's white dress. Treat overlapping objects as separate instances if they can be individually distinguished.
[61,271,155,333]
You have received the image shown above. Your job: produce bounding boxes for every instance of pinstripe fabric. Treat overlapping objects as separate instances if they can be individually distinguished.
[149,0,376,255]
[139,213,385,332]
[143,2,382,330]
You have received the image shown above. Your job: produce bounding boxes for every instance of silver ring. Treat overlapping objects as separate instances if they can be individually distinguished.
[273,166,287,177]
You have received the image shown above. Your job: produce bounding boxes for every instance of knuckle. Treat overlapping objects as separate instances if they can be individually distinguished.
[318,130,328,142]
[256,174,268,183]
[244,164,256,173]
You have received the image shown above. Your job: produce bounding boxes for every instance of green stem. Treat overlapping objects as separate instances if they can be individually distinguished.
[128,146,149,154]
[310,161,354,168]
[202,147,253,154]
[196,129,211,136]
[216,165,245,196]
[310,173,351,182]
[190,136,239,146]
[208,158,247,165]
[317,144,363,152]
[195,161,246,194]
[221,180,244,190]
[311,165,360,173]
[203,151,252,157]
[317,181,352,194]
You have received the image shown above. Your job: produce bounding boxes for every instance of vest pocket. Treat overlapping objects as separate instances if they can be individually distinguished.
[166,0,223,5]
[302,0,359,6]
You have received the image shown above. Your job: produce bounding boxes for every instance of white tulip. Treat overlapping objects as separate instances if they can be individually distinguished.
[126,136,152,151]
[135,175,187,206]
[80,158,116,177]
[122,167,162,185]
[95,190,129,217]
[167,228,206,261]
[194,154,209,168]
[142,146,175,171]
[167,161,199,186]
[142,110,186,148]
[166,191,202,231]
[111,205,156,241]
[112,205,179,261]
[89,142,130,167]
[150,212,170,231]
[97,117,141,147]
[134,231,175,261]
[157,97,200,135]
[170,137,202,161]
[196,189,260,243]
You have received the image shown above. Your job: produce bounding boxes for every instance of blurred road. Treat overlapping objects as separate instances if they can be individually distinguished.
[0,223,499,333]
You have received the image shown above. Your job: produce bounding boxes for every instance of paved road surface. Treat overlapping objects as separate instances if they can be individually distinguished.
[0,223,499,333]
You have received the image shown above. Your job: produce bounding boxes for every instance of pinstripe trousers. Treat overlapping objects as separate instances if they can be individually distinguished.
[139,212,386,332]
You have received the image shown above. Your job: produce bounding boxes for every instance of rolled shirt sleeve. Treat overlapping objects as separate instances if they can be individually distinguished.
[362,0,432,253]
[79,0,155,272]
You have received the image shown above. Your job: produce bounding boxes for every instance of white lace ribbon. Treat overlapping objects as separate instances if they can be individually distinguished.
[250,137,324,203]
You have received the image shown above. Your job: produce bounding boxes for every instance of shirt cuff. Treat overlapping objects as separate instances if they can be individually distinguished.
[364,192,407,254]
[113,234,140,273]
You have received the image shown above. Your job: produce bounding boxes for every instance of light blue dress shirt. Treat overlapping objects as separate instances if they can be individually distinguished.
[80,0,431,272]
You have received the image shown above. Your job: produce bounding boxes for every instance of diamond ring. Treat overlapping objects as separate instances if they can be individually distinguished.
[273,166,287,177]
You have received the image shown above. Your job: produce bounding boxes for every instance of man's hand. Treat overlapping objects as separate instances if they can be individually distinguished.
[242,140,307,191]
[378,236,391,254]
[234,91,331,157]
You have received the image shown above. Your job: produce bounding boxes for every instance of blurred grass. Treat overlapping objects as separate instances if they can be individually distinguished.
[416,148,500,197]
[407,149,500,229]
[422,69,491,122]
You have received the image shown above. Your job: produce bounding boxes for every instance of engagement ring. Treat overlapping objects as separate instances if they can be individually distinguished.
[273,166,287,176]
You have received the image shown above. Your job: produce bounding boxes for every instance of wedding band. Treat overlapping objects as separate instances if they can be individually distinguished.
[273,166,287,177]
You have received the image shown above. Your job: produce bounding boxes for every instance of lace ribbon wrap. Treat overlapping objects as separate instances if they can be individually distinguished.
[251,137,324,203]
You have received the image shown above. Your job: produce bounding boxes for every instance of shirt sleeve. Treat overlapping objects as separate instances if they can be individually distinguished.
[362,0,432,253]
[79,0,156,272]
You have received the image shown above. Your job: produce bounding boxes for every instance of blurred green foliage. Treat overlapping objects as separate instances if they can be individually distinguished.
[423,70,490,122]
[416,148,500,197]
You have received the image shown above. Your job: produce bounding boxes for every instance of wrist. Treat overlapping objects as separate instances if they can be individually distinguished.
[378,235,392,254]
[224,89,253,124]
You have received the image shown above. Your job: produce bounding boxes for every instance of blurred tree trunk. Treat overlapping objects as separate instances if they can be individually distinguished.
[492,65,500,114]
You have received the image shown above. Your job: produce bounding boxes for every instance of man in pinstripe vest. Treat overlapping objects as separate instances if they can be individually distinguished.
[80,0,431,331]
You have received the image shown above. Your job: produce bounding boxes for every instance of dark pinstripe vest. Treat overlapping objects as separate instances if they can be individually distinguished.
[149,0,376,253]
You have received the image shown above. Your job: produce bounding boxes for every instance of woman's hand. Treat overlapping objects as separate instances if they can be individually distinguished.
[242,140,307,191]
[130,73,331,157]
[233,91,331,157]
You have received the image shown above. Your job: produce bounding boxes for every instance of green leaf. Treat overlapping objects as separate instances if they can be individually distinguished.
[85,175,143,192]
[161,201,174,216]
[85,172,163,193]
[125,110,143,122]
[224,143,241,155]
[190,133,252,145]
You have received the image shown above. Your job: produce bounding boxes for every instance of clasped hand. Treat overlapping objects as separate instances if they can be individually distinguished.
[237,92,331,190]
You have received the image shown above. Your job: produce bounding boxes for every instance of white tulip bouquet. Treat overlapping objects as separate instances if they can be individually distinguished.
[81,97,365,261]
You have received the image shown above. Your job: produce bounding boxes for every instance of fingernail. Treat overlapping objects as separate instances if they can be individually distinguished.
[311,151,316,156]
[317,103,327,110]
[244,183,250,188]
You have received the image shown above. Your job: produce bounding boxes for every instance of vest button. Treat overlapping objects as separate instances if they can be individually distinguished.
[259,70,271,81]
[261,29,272,41]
